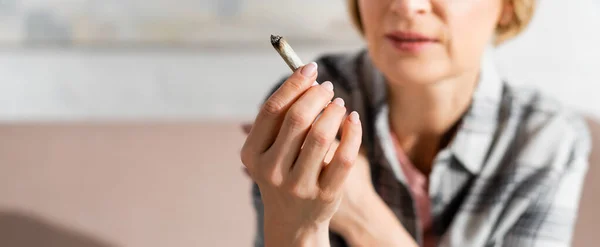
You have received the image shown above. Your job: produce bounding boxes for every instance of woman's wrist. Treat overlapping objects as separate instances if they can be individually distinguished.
[337,193,385,244]
[339,193,416,247]
[264,217,330,247]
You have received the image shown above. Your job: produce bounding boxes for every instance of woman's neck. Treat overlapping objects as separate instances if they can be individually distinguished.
[387,70,479,175]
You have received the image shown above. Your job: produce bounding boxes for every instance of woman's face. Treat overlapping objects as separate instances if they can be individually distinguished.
[358,0,509,85]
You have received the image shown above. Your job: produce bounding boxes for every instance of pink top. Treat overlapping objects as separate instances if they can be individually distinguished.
[390,131,435,247]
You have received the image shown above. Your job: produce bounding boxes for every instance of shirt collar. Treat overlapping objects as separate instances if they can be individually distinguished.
[449,48,504,174]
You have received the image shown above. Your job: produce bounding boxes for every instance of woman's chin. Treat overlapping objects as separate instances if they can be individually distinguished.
[384,62,451,86]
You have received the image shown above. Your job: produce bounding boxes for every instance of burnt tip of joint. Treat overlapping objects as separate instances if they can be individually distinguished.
[270,34,283,47]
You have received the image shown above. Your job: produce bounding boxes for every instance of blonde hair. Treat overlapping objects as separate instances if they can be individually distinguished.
[347,0,536,45]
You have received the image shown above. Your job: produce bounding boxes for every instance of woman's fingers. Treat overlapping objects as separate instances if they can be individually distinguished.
[268,81,335,172]
[291,98,347,187]
[319,111,362,194]
[241,63,318,160]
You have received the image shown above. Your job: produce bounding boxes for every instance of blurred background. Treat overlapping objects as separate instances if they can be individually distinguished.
[0,0,599,246]
[0,0,363,121]
[0,0,597,121]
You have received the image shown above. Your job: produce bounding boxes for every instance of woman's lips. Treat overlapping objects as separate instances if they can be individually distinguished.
[385,32,439,53]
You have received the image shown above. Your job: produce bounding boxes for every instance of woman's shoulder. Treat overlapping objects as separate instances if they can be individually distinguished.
[313,49,368,90]
[505,83,578,117]
[504,83,589,136]
[501,82,592,169]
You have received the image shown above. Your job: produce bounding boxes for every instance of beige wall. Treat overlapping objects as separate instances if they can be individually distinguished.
[0,122,254,247]
[0,120,597,246]
[573,118,600,247]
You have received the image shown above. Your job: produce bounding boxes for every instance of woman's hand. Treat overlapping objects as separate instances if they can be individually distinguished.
[240,63,363,247]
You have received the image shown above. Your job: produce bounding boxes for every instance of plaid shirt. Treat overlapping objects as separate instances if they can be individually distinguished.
[251,49,591,247]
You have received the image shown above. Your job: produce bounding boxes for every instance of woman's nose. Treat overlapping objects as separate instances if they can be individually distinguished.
[390,0,432,17]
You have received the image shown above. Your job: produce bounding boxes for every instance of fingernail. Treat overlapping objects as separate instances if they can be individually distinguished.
[349,111,360,124]
[332,98,345,107]
[301,62,318,77]
[321,81,334,91]
[312,81,319,86]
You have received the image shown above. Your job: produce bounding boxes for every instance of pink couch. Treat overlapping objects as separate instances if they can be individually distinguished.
[0,120,597,246]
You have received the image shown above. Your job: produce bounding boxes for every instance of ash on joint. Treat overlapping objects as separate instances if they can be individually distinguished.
[270,34,282,47]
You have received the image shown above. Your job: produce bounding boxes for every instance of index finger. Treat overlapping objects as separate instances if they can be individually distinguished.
[242,62,319,155]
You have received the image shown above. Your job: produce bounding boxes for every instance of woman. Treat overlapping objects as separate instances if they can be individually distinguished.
[240,0,591,246]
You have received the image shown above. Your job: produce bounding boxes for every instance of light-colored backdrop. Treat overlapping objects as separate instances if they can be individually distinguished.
[0,0,599,122]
